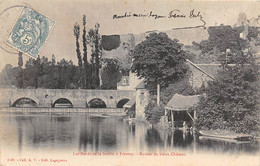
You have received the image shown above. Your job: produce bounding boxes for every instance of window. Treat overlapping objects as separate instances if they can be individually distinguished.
[123,78,127,85]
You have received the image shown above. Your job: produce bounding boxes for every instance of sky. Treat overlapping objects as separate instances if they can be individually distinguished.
[0,0,260,70]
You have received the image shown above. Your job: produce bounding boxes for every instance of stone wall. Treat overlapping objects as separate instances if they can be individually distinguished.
[0,89,135,108]
[135,89,149,119]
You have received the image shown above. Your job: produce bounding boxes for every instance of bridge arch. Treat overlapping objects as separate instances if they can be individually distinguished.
[52,98,73,108]
[87,98,107,108]
[117,98,130,108]
[11,96,39,107]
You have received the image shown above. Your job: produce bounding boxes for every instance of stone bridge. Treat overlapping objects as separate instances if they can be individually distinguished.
[0,89,135,108]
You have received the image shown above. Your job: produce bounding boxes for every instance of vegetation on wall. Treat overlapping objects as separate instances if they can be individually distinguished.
[101,35,121,51]
[186,26,259,64]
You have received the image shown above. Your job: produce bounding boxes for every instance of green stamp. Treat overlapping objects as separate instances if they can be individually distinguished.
[6,6,55,59]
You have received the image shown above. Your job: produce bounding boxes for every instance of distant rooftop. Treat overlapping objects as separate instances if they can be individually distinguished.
[117,76,129,86]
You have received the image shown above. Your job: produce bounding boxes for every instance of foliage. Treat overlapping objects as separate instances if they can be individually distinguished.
[184,44,218,64]
[144,99,165,124]
[145,75,204,124]
[88,23,102,89]
[160,76,201,107]
[73,22,84,88]
[199,25,259,54]
[101,59,122,90]
[195,49,260,134]
[0,56,79,89]
[131,32,188,90]
[186,26,260,64]
[101,35,121,51]
[73,22,82,67]
[82,15,91,89]
[0,64,19,88]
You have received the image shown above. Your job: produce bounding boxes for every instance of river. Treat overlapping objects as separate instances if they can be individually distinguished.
[0,112,259,165]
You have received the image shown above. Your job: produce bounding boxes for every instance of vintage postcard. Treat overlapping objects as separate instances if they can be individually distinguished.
[0,0,259,166]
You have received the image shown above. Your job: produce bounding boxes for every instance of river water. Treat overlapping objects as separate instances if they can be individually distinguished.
[0,112,259,165]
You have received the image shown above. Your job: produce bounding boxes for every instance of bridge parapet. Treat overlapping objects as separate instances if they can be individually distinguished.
[0,89,135,108]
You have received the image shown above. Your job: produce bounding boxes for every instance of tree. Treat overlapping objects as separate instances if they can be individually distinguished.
[82,15,91,89]
[199,25,259,54]
[73,22,83,88]
[101,59,121,89]
[73,23,82,67]
[0,56,79,89]
[0,64,18,87]
[131,32,188,90]
[145,99,165,124]
[195,48,260,134]
[88,23,102,89]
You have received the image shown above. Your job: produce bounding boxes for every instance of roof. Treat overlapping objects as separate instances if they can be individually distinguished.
[186,59,221,79]
[165,93,201,111]
[135,80,146,89]
[123,97,136,108]
[196,64,221,78]
[117,76,130,86]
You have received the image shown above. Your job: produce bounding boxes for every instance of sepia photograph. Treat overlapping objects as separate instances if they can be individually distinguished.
[0,0,259,165]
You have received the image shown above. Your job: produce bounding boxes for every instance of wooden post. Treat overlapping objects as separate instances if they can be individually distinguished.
[157,83,160,106]
[193,110,196,131]
[171,110,174,129]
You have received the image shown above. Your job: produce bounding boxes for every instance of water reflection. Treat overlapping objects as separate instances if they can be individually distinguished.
[0,113,259,155]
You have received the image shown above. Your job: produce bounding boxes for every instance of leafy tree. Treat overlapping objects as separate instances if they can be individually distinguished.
[195,48,260,134]
[145,99,164,124]
[0,56,79,89]
[199,25,259,54]
[82,15,91,89]
[73,22,84,88]
[0,64,18,87]
[131,32,188,90]
[101,59,121,89]
[73,23,82,67]
[88,23,102,89]
[22,56,41,88]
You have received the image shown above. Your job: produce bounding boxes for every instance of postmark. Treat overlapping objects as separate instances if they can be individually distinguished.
[6,6,55,59]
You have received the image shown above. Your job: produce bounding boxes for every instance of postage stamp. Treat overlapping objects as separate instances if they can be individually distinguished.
[6,6,55,59]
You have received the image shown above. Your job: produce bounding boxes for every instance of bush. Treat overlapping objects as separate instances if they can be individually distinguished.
[195,50,260,134]
[145,99,165,124]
